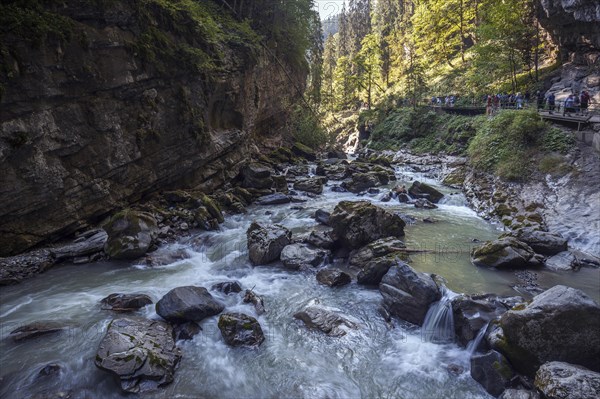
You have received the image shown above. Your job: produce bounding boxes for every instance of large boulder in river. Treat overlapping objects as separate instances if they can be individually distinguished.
[294,178,324,194]
[246,222,292,265]
[241,163,274,189]
[357,256,398,286]
[9,321,67,342]
[255,193,290,205]
[104,211,158,260]
[341,172,381,193]
[316,268,351,287]
[95,317,181,393]
[505,228,568,256]
[379,262,441,326]
[294,306,357,337]
[291,142,317,161]
[218,313,265,347]
[471,237,544,269]
[452,294,523,347]
[408,181,444,203]
[280,243,327,270]
[100,293,153,312]
[497,285,600,376]
[534,362,600,399]
[349,237,407,266]
[156,286,225,323]
[329,201,405,249]
[470,350,515,397]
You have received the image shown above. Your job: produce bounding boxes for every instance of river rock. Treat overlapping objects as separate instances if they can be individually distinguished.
[293,306,357,337]
[534,361,600,399]
[499,389,540,399]
[247,222,292,265]
[544,251,578,271]
[357,256,397,286]
[94,317,181,393]
[211,281,242,295]
[327,150,347,159]
[349,237,407,266]
[316,268,351,287]
[414,198,438,209]
[506,228,568,256]
[291,142,316,161]
[155,286,225,323]
[218,313,265,347]
[243,290,266,315]
[397,193,411,203]
[471,238,544,269]
[255,193,290,205]
[329,201,405,249]
[9,321,67,342]
[103,211,158,260]
[294,178,324,195]
[314,209,331,226]
[306,230,334,249]
[379,262,441,326]
[52,229,108,261]
[470,350,515,397]
[173,322,202,341]
[452,294,523,347]
[498,285,600,376]
[100,293,153,312]
[241,163,274,189]
[341,172,381,193]
[280,243,327,270]
[408,181,444,203]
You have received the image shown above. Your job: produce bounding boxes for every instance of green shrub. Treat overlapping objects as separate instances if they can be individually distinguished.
[542,127,576,153]
[291,105,328,149]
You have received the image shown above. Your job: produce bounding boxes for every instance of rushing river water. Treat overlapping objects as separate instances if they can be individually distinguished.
[1,164,599,399]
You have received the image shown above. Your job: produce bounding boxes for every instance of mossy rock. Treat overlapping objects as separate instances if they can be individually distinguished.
[103,210,158,260]
[217,313,264,347]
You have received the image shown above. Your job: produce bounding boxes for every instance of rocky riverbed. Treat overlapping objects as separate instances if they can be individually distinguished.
[1,148,599,399]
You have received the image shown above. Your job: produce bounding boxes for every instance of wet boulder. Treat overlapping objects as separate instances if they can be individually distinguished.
[280,243,327,270]
[9,321,67,342]
[397,193,411,203]
[255,193,290,205]
[379,262,441,326]
[408,181,444,203]
[357,256,397,286]
[211,281,242,295]
[329,201,405,249]
[156,286,225,323]
[306,230,334,249]
[291,142,317,161]
[534,362,600,399]
[103,211,158,260]
[218,313,265,347]
[293,306,357,337]
[241,163,274,189]
[497,285,600,376]
[246,222,292,265]
[341,172,381,193]
[94,317,181,393]
[294,178,324,195]
[173,322,202,341]
[506,228,568,256]
[544,251,578,271]
[452,294,523,347]
[243,290,266,315]
[414,198,438,209]
[349,237,407,266]
[316,268,351,287]
[470,350,515,397]
[100,293,153,312]
[314,209,330,226]
[471,238,544,269]
[327,150,347,160]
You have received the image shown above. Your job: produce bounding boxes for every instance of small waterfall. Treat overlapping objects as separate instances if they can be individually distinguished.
[308,164,317,177]
[467,323,489,355]
[421,286,457,344]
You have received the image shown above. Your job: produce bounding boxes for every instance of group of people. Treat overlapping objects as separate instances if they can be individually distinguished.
[484,92,527,115]
[431,95,457,107]
[540,90,591,115]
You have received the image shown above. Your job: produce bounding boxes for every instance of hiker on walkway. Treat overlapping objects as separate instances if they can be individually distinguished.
[547,92,556,114]
[580,91,590,114]
[486,95,493,115]
[564,94,575,115]
[516,93,523,109]
[536,91,544,110]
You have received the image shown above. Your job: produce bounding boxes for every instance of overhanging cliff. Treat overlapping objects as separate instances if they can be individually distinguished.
[0,0,307,256]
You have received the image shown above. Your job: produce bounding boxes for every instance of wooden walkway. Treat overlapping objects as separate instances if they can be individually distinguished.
[538,112,593,131]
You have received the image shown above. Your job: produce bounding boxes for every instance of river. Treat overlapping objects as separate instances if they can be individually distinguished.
[1,163,598,398]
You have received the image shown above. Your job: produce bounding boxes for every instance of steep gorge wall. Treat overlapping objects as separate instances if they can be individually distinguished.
[0,1,305,256]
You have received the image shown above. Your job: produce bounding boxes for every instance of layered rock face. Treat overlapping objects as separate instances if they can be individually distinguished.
[538,0,600,63]
[0,1,304,256]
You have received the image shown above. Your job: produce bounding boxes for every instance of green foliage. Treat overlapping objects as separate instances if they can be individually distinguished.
[542,127,576,153]
[290,105,328,149]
